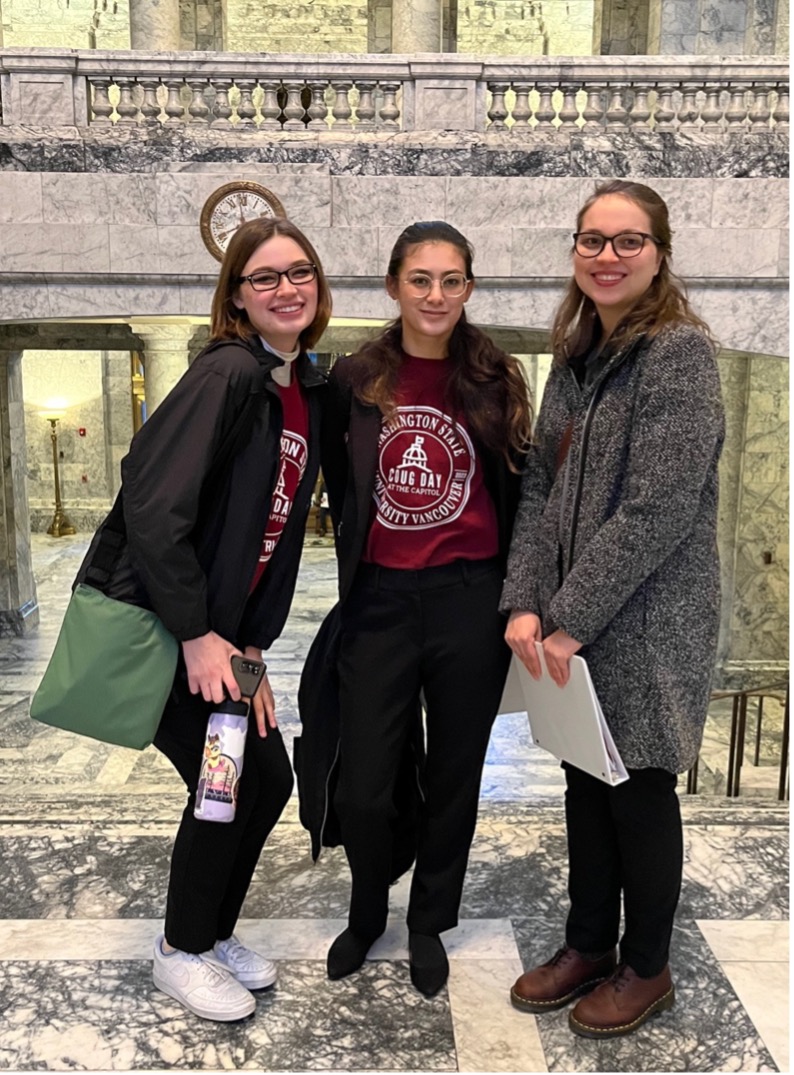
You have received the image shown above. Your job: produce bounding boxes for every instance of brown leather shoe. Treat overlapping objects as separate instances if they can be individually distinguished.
[510,945,618,1013]
[569,963,675,1038]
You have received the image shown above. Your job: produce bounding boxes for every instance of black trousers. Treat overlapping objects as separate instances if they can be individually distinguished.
[335,559,511,939]
[154,676,294,953]
[563,763,683,978]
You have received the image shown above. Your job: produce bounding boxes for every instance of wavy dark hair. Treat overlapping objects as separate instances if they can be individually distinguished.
[344,221,532,470]
[210,217,332,350]
[551,180,715,363]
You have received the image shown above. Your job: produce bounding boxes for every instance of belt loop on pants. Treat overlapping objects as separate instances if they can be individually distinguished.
[461,560,471,585]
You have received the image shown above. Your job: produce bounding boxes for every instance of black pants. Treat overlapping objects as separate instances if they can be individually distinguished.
[154,677,294,953]
[335,559,511,939]
[563,763,683,978]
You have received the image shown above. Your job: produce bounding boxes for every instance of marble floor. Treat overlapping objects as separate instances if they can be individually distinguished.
[0,535,788,1074]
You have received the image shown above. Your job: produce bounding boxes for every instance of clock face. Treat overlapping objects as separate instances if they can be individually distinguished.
[200,182,286,261]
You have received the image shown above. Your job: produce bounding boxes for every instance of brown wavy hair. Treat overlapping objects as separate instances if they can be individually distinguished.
[210,217,332,350]
[551,180,715,363]
[344,221,532,471]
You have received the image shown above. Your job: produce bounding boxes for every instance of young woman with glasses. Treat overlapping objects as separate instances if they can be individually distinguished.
[320,220,532,997]
[502,181,724,1037]
[77,217,331,1022]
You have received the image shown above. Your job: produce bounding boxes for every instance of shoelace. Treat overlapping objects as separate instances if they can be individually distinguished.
[548,947,573,967]
[610,965,632,993]
[186,952,228,986]
[215,936,249,964]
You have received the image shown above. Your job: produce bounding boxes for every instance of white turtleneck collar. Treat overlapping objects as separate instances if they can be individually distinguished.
[259,336,300,387]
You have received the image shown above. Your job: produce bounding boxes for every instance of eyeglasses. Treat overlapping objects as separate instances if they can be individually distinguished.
[573,232,658,258]
[237,263,317,292]
[402,273,470,298]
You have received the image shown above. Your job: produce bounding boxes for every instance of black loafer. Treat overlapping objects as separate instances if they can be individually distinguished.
[327,928,380,981]
[409,931,449,998]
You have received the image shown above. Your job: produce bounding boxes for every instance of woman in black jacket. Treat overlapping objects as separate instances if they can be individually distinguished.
[321,221,532,997]
[77,217,331,1022]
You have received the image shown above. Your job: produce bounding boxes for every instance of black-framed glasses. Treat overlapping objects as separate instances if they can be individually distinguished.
[573,232,658,258]
[237,263,317,291]
[402,272,470,298]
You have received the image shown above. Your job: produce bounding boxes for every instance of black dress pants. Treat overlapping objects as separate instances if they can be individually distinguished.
[335,559,511,939]
[154,676,294,953]
[563,762,683,978]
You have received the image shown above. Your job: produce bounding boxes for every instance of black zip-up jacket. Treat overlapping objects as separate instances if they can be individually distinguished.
[294,354,523,868]
[76,337,325,651]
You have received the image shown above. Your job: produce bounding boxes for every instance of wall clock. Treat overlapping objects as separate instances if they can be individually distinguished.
[200,181,286,261]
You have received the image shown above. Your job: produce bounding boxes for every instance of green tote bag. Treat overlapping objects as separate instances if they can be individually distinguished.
[30,583,179,750]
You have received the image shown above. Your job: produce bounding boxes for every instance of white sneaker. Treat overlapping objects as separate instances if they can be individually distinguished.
[209,933,278,990]
[152,936,256,1022]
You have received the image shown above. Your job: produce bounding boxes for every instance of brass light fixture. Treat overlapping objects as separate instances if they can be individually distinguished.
[39,404,76,538]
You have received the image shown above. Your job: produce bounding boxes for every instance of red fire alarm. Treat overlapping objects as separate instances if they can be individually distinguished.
[78,428,86,437]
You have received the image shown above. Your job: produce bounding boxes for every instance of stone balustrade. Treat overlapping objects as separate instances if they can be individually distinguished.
[0,49,788,135]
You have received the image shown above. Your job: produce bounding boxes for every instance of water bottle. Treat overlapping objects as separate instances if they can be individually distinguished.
[194,699,249,823]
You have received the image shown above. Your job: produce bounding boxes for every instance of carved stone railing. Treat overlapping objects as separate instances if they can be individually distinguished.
[0,49,788,135]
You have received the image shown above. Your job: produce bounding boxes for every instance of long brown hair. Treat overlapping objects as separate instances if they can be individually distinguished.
[209,217,332,350]
[551,180,715,363]
[345,221,532,470]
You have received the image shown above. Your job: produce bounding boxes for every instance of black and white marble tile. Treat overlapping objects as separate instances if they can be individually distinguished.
[0,536,788,1072]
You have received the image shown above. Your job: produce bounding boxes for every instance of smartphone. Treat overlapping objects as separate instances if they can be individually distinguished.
[230,654,267,698]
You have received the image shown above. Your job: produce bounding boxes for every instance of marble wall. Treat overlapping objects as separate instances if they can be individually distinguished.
[1,0,130,48]
[648,0,789,55]
[179,0,222,49]
[727,355,789,667]
[224,0,369,53]
[0,0,788,54]
[20,351,126,532]
[0,352,37,634]
[0,164,786,359]
[597,0,649,53]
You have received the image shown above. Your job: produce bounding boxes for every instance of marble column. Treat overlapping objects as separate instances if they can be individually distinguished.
[101,352,135,497]
[129,0,181,51]
[392,0,442,52]
[129,322,194,417]
[0,352,38,637]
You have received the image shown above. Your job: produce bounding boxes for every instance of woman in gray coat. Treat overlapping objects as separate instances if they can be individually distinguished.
[502,181,724,1039]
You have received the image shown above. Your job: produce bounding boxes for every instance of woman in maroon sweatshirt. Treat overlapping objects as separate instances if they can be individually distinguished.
[321,221,532,997]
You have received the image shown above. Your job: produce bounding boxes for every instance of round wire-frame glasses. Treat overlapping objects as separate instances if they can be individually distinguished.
[402,273,470,298]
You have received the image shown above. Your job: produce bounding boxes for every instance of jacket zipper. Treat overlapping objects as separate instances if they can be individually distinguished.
[317,741,341,860]
[561,337,644,578]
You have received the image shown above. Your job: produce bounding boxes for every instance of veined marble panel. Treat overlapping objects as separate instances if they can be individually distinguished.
[57,224,111,274]
[447,177,590,231]
[108,225,163,274]
[0,129,789,182]
[308,226,382,277]
[331,176,448,227]
[711,178,789,230]
[673,229,781,278]
[0,172,44,224]
[511,228,573,278]
[692,286,788,358]
[156,226,218,275]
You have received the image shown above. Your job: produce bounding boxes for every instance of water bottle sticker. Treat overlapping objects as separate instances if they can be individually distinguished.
[197,733,239,804]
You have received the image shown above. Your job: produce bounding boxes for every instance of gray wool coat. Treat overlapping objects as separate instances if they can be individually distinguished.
[500,324,725,774]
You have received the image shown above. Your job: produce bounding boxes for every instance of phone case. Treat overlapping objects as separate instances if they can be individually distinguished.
[230,655,266,698]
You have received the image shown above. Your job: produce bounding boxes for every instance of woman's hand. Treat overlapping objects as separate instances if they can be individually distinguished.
[542,629,583,688]
[505,611,543,680]
[181,632,242,704]
[243,645,277,738]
